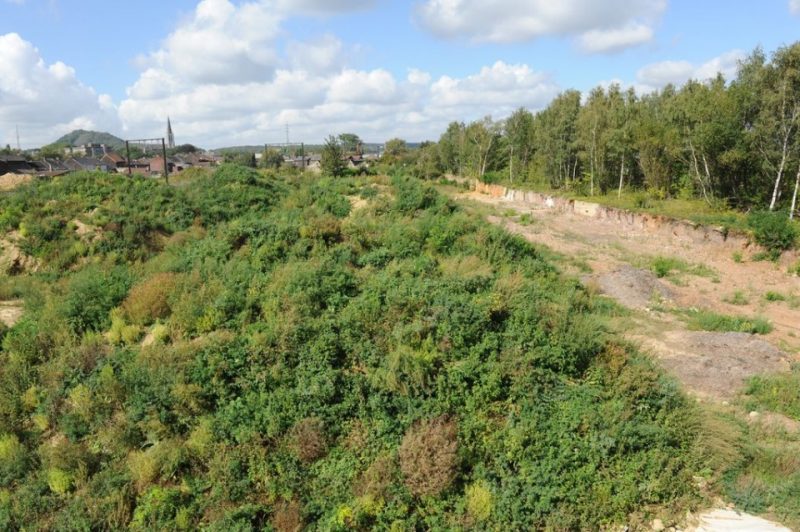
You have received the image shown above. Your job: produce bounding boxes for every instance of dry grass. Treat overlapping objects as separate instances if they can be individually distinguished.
[399,415,458,497]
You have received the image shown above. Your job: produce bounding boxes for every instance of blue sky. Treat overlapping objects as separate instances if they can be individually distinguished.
[1,0,799,148]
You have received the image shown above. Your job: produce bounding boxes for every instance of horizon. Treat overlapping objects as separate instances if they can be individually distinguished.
[1,0,799,148]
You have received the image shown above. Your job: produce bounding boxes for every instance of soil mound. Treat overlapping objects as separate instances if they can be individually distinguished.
[596,265,674,309]
[648,331,789,400]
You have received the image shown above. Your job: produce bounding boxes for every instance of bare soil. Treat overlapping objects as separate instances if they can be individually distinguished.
[0,300,23,327]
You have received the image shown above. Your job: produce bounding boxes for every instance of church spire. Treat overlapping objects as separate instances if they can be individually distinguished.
[166,117,175,149]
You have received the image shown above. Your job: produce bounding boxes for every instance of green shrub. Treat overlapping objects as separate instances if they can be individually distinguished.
[47,468,74,495]
[0,435,27,486]
[748,211,797,259]
[62,265,132,335]
[466,481,493,523]
[764,291,786,302]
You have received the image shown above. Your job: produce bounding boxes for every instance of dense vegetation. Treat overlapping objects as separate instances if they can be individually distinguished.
[0,168,709,529]
[397,42,800,220]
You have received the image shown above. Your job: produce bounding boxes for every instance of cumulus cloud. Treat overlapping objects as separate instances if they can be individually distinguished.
[276,0,374,15]
[415,0,665,52]
[636,49,745,91]
[791,0,800,14]
[118,0,562,146]
[0,33,119,147]
[577,23,654,53]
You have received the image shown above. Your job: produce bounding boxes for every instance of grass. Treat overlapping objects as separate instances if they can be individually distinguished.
[745,368,800,421]
[724,291,750,306]
[684,309,773,335]
[764,291,787,302]
[648,255,718,282]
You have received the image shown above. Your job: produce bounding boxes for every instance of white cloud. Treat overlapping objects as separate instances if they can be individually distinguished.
[791,0,800,15]
[139,0,282,85]
[415,0,666,52]
[118,0,562,146]
[578,23,653,53]
[636,49,745,91]
[286,34,346,74]
[0,33,119,147]
[276,0,374,15]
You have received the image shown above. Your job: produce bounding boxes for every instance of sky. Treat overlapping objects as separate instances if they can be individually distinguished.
[0,0,799,149]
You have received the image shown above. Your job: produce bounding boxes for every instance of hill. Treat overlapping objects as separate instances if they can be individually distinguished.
[0,167,709,529]
[52,129,125,149]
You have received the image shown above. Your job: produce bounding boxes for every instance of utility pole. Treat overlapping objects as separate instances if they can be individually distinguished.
[126,141,132,176]
[301,142,305,171]
[15,125,20,152]
[161,137,169,185]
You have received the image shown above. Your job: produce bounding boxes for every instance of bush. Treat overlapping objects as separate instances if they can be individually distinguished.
[271,498,304,532]
[62,265,132,335]
[122,273,179,325]
[399,416,458,497]
[748,211,797,259]
[47,468,74,495]
[289,418,328,463]
[466,481,493,523]
[0,434,27,486]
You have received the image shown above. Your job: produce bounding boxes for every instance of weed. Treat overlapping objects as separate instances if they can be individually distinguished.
[764,291,786,302]
[724,291,750,305]
[685,309,772,335]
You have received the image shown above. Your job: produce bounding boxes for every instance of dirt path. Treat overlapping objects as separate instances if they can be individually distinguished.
[455,189,800,401]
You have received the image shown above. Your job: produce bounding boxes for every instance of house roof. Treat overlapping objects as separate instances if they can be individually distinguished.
[102,152,126,164]
[66,157,108,170]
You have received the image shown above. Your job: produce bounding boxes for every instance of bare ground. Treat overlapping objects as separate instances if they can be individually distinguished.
[461,190,800,402]
[0,300,23,327]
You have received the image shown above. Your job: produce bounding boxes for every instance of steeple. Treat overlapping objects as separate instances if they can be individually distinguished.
[166,117,175,149]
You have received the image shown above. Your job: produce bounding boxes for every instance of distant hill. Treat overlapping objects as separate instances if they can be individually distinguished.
[52,130,125,149]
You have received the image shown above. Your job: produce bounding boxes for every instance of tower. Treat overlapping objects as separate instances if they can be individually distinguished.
[166,117,175,149]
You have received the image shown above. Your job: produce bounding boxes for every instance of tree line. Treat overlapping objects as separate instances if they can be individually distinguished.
[402,42,800,218]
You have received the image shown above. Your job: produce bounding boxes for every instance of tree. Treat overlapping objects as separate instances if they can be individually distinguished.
[384,138,408,159]
[338,133,362,155]
[321,135,345,177]
[504,108,534,183]
[751,44,800,210]
[39,144,66,160]
[465,116,501,177]
[261,148,284,170]
[438,122,466,176]
[223,152,257,167]
[414,141,443,179]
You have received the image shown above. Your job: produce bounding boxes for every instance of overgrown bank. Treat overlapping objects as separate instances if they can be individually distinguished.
[0,168,733,529]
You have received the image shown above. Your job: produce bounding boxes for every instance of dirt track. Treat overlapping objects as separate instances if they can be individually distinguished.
[454,188,800,401]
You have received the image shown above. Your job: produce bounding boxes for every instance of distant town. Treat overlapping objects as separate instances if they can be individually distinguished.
[0,120,384,182]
